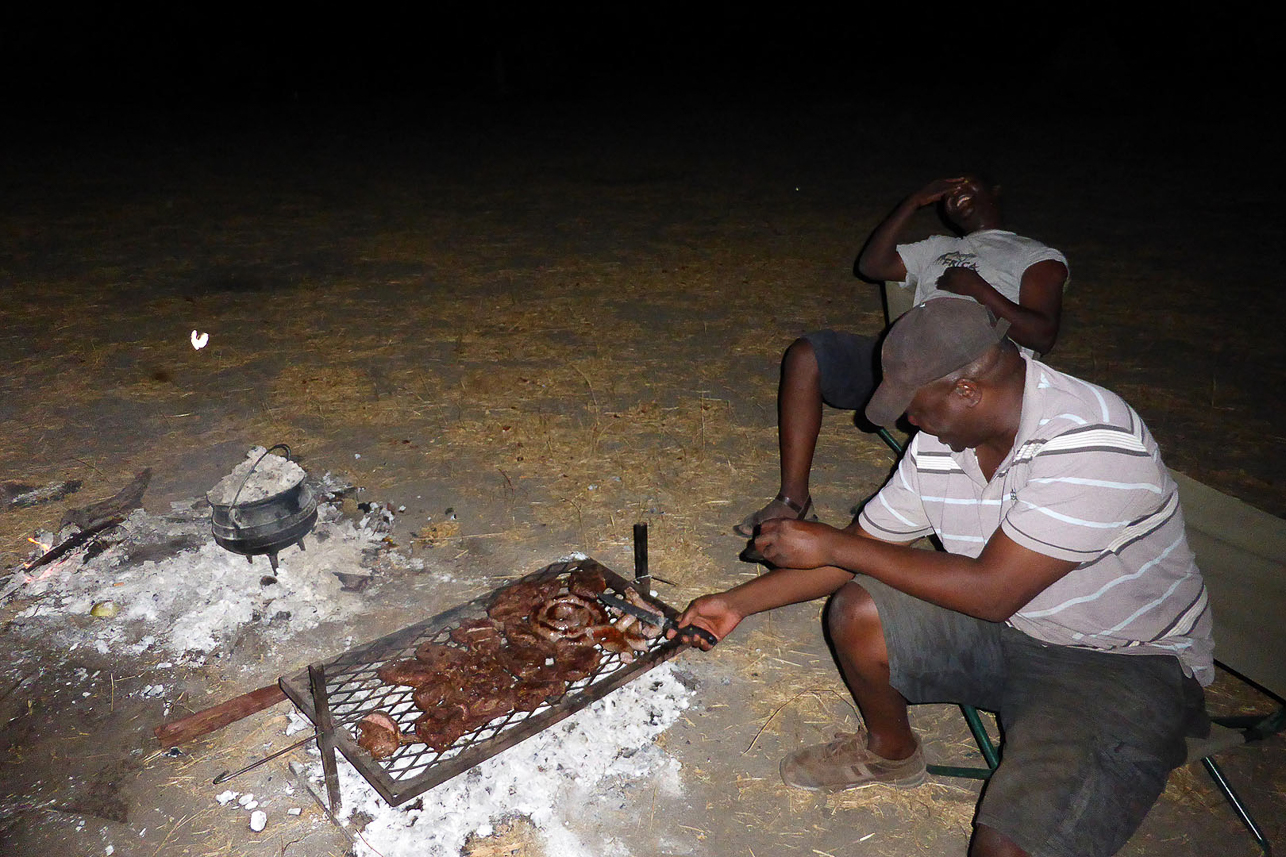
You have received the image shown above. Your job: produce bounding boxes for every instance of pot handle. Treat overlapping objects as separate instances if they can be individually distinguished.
[228,444,293,530]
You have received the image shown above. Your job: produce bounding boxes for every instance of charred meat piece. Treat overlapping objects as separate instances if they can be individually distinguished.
[462,684,519,723]
[449,618,506,654]
[356,711,408,760]
[495,641,556,672]
[376,658,444,687]
[458,658,516,696]
[501,617,555,648]
[590,624,638,664]
[567,565,608,599]
[553,639,602,681]
[415,706,470,752]
[414,642,471,673]
[487,577,563,623]
[412,676,458,711]
[513,678,566,712]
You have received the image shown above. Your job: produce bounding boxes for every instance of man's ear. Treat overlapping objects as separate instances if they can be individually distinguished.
[953,379,984,407]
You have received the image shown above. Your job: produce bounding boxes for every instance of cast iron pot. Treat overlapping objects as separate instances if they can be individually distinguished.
[208,444,318,571]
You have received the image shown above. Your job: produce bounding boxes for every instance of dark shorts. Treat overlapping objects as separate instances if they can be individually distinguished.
[845,575,1209,857]
[801,330,879,411]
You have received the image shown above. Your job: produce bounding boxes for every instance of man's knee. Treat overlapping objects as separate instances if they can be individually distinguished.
[826,582,887,662]
[969,823,1028,857]
[782,337,819,379]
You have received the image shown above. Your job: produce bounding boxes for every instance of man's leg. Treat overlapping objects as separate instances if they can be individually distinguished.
[826,579,917,760]
[830,587,1030,855]
[777,337,825,511]
[735,332,877,538]
[976,636,1205,857]
[969,824,1028,857]
[780,575,1005,793]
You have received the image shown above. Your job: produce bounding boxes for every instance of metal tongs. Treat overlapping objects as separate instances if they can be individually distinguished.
[597,591,718,648]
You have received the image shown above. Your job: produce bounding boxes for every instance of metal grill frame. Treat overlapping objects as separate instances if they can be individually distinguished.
[279,558,686,806]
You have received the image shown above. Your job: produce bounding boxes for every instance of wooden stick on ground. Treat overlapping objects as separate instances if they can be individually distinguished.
[153,682,288,748]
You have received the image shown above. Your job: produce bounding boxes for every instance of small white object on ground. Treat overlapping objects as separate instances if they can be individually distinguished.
[215,790,237,805]
[190,330,209,350]
[249,810,267,832]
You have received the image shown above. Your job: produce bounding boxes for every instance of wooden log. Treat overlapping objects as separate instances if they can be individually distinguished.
[153,682,287,748]
[61,468,151,531]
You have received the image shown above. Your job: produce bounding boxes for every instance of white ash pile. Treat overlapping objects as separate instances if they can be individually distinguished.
[5,462,413,665]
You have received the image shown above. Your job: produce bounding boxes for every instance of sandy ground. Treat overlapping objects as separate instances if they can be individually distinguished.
[2,92,1283,856]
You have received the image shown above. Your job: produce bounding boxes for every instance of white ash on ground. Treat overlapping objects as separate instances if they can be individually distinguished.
[287,660,695,857]
[6,485,402,664]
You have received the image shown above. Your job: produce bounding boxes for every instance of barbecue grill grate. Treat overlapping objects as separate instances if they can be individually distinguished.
[280,558,685,806]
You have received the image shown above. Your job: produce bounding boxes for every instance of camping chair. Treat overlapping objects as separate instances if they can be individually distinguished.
[870,361,1283,853]
[1170,473,1286,856]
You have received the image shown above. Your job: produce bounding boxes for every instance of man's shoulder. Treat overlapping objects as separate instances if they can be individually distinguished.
[1019,361,1157,462]
[968,229,1065,260]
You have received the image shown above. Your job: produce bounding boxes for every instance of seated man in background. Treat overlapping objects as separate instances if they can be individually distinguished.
[735,174,1069,541]
[681,298,1211,857]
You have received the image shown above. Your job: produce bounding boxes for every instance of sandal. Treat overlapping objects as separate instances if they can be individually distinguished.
[733,493,814,538]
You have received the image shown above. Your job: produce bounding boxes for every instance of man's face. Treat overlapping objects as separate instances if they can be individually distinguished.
[941,177,997,231]
[904,378,985,452]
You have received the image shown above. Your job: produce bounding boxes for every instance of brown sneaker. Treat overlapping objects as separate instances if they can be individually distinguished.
[780,731,927,792]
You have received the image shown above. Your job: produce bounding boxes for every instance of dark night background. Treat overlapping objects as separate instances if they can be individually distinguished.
[2,6,1275,113]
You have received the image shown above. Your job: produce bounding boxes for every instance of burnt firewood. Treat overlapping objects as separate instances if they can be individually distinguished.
[60,469,151,531]
[1,479,83,510]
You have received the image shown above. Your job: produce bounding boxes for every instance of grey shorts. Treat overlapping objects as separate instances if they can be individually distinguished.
[845,575,1209,857]
[800,330,879,412]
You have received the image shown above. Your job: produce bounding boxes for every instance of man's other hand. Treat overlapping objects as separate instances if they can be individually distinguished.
[936,265,988,298]
[911,177,968,208]
[754,518,838,569]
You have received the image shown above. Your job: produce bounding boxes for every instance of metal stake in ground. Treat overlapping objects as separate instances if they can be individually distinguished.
[309,663,342,813]
[633,522,648,586]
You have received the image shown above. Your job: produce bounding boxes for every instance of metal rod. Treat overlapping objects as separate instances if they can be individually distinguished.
[633,523,648,583]
[290,760,358,846]
[961,704,1000,770]
[309,662,342,813]
[212,734,315,785]
[1201,757,1272,855]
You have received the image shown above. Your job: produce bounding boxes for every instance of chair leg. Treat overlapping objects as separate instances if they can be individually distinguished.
[925,704,1000,781]
[961,704,1000,770]
[1202,756,1272,856]
[877,427,903,455]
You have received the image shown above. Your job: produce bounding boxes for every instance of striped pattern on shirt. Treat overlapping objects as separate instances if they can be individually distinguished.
[859,357,1214,685]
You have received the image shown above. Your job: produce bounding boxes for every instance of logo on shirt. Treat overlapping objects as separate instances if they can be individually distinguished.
[937,251,979,271]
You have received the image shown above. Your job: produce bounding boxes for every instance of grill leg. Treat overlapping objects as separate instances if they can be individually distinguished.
[309,663,342,813]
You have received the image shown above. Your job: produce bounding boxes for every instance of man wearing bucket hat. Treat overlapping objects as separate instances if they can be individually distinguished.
[733,174,1068,547]
[671,298,1212,857]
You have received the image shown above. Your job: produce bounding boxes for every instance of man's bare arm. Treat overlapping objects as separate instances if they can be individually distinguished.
[857,178,966,282]
[937,259,1067,354]
[668,563,857,650]
[756,518,1078,622]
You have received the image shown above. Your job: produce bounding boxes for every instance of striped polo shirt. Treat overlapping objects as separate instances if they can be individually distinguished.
[859,356,1215,685]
